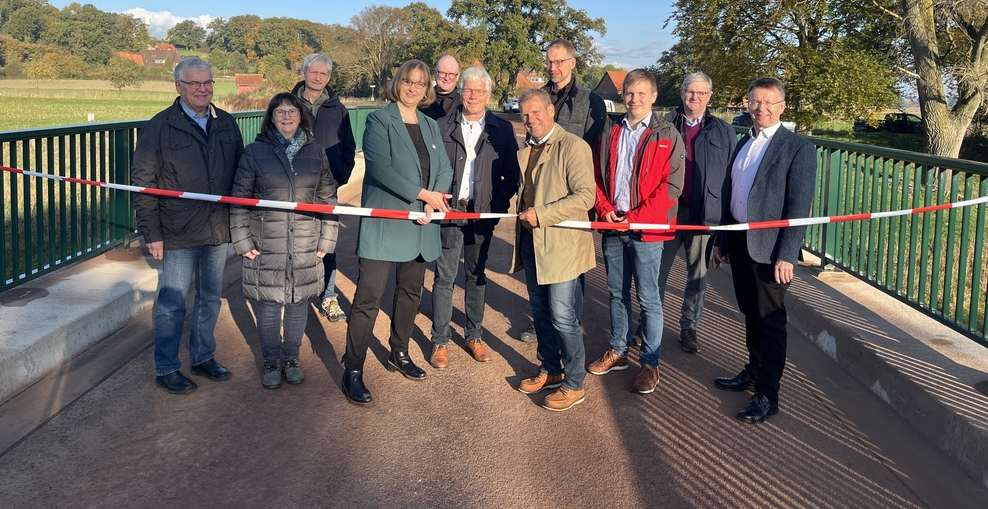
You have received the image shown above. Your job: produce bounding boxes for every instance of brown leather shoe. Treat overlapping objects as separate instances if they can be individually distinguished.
[631,365,659,394]
[518,372,564,394]
[588,349,628,375]
[542,387,585,411]
[465,339,492,362]
[429,345,449,369]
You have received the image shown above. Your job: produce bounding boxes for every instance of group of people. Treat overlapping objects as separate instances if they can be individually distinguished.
[131,37,816,424]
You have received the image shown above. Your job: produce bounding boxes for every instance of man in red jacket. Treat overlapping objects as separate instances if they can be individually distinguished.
[588,69,685,394]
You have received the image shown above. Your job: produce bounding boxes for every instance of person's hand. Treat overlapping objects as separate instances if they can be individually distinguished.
[417,204,435,225]
[713,245,729,265]
[519,207,539,228]
[603,211,627,223]
[774,260,794,284]
[417,189,451,212]
[148,241,164,260]
[243,249,260,260]
[317,251,326,259]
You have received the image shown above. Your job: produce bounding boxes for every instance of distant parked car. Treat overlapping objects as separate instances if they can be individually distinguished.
[502,98,519,113]
[732,112,796,131]
[853,113,922,134]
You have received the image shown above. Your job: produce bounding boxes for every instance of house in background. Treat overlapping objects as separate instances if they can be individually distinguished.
[113,52,145,66]
[153,43,178,52]
[138,49,182,70]
[594,70,628,103]
[235,74,264,94]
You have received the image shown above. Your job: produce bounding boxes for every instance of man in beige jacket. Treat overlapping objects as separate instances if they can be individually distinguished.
[511,89,596,412]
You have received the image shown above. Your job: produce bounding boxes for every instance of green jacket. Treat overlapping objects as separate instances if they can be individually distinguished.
[357,102,453,262]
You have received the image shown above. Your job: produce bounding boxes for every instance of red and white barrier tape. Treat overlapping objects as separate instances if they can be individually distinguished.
[4,165,986,232]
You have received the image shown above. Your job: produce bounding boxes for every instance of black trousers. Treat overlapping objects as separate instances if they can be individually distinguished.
[344,257,428,370]
[727,231,790,404]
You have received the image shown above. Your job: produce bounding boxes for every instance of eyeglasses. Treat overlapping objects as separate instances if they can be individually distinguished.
[178,80,215,89]
[437,71,459,79]
[749,99,785,108]
[545,58,573,68]
[685,90,711,97]
[400,78,427,90]
[462,88,488,97]
[273,109,300,119]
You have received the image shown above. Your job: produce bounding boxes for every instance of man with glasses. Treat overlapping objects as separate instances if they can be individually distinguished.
[712,77,816,424]
[421,54,461,120]
[517,38,608,344]
[649,72,736,354]
[428,67,521,369]
[132,57,245,394]
[291,53,356,323]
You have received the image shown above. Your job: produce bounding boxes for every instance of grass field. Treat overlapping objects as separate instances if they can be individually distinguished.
[0,79,238,131]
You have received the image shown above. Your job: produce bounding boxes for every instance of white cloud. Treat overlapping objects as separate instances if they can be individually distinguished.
[596,40,670,64]
[122,8,212,39]
[603,62,637,71]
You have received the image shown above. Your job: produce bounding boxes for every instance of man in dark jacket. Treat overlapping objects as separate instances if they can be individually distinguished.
[428,66,520,369]
[291,53,357,323]
[656,71,736,354]
[518,38,608,343]
[131,58,244,394]
[420,54,461,120]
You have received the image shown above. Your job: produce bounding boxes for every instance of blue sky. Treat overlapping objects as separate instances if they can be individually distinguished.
[50,0,677,69]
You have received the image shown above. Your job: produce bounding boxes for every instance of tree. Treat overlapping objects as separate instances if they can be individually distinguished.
[104,54,144,97]
[223,14,261,58]
[901,0,988,158]
[3,3,51,43]
[205,17,227,51]
[403,3,485,68]
[257,54,298,90]
[24,51,58,91]
[167,19,205,50]
[348,5,413,91]
[667,0,901,132]
[206,49,247,75]
[448,0,606,102]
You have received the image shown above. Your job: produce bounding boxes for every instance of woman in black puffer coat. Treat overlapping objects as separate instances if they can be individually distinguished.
[230,93,339,389]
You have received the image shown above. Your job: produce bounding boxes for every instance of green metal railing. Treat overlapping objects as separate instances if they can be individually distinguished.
[803,137,988,347]
[1,107,377,293]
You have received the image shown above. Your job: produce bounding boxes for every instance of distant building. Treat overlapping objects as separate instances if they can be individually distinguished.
[235,74,264,94]
[137,49,182,70]
[594,70,628,103]
[153,43,178,52]
[114,52,145,66]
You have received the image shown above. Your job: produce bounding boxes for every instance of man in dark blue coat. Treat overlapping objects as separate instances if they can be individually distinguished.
[291,53,357,323]
[428,66,521,369]
[657,72,735,354]
[713,77,817,424]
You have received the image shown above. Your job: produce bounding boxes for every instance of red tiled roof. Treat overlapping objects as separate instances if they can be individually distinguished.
[235,74,264,85]
[605,71,628,94]
[114,52,145,66]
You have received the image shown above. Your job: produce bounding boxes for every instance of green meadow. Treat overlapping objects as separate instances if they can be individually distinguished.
[0,79,238,131]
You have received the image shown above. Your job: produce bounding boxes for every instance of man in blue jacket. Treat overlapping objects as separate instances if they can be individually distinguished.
[657,72,736,354]
[292,53,356,323]
[429,67,521,369]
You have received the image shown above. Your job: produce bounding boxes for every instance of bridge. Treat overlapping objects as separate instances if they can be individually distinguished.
[1,111,987,507]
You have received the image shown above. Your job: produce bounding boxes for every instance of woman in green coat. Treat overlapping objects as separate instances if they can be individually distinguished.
[342,59,454,405]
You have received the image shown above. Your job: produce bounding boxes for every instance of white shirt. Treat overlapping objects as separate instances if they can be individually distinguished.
[730,122,784,223]
[458,114,486,201]
[614,113,651,212]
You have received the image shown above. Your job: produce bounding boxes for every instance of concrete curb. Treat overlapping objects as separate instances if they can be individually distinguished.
[781,258,988,490]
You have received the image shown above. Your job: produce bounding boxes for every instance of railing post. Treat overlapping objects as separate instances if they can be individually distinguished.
[111,128,133,244]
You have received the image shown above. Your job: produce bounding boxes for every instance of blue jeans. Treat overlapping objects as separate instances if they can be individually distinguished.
[153,244,228,376]
[657,212,714,330]
[602,232,664,368]
[320,252,338,300]
[431,224,492,345]
[519,229,586,390]
[253,300,308,361]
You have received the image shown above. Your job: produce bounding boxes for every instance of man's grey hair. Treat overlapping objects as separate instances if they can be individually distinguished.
[519,88,551,109]
[681,72,713,95]
[302,54,333,74]
[459,66,492,93]
[748,77,786,101]
[174,57,213,81]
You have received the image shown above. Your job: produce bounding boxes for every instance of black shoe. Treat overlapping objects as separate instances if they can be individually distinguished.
[519,326,537,343]
[680,328,699,353]
[736,393,779,424]
[155,371,197,394]
[715,370,755,392]
[342,369,373,405]
[386,350,427,380]
[190,358,232,381]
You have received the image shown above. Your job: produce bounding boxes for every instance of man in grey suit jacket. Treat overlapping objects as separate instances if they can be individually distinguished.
[712,77,817,424]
